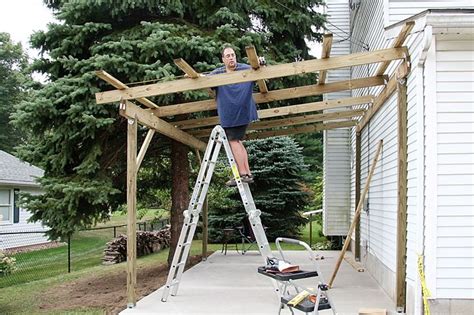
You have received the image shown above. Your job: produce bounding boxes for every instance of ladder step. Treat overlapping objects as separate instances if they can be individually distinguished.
[176,261,186,267]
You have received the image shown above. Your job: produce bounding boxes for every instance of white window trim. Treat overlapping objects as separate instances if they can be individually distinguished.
[0,189,13,225]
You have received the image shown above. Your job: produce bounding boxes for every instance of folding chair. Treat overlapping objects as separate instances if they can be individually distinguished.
[235,217,259,254]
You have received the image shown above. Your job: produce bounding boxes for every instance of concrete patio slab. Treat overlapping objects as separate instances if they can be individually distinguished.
[121,250,396,315]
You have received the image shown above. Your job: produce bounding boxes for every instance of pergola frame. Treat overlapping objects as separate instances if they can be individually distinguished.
[94,22,413,310]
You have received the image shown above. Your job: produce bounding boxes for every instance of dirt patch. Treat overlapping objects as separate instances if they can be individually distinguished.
[39,253,210,314]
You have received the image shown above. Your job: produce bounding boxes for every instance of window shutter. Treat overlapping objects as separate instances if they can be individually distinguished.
[13,189,20,223]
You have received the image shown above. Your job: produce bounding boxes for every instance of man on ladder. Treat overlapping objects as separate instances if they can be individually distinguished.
[161,45,272,302]
[210,44,259,187]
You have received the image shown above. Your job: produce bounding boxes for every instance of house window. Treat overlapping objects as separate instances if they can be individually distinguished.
[0,189,12,223]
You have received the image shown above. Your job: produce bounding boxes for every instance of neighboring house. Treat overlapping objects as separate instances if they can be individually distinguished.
[324,1,473,314]
[0,150,48,250]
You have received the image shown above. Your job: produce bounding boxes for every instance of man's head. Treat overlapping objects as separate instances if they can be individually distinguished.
[221,46,237,71]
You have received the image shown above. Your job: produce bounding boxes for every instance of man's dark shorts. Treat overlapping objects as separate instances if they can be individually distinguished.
[224,124,248,141]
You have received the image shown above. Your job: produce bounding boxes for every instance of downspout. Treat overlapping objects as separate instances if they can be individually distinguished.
[414,23,432,315]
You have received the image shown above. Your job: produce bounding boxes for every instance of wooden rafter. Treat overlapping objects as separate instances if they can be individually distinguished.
[375,21,414,76]
[95,70,159,109]
[156,75,385,117]
[318,34,333,84]
[246,120,357,140]
[95,47,408,104]
[174,95,373,130]
[174,58,200,78]
[174,58,215,97]
[120,100,206,151]
[189,109,365,138]
[357,62,410,132]
[246,46,268,93]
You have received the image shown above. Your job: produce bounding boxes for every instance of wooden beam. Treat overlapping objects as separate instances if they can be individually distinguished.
[396,78,408,311]
[136,129,155,170]
[246,120,358,139]
[189,109,365,138]
[96,47,408,104]
[174,59,215,98]
[357,62,410,132]
[120,100,206,152]
[174,58,200,78]
[190,111,364,138]
[355,131,361,261]
[156,75,385,117]
[318,34,333,84]
[95,70,159,109]
[126,116,138,308]
[176,95,373,130]
[246,46,268,93]
[329,140,384,288]
[251,109,365,130]
[375,22,414,76]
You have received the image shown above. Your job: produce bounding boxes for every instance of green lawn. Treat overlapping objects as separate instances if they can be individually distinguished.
[0,214,163,288]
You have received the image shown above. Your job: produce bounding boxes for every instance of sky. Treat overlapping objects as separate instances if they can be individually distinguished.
[0,1,322,60]
[0,1,56,59]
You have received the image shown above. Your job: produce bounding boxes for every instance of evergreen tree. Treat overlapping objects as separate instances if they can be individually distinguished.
[0,33,31,154]
[11,0,325,256]
[209,137,310,241]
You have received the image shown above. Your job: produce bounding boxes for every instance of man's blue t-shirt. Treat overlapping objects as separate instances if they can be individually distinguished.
[210,63,258,128]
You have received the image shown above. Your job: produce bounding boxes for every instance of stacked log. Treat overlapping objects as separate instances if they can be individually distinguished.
[102,227,170,265]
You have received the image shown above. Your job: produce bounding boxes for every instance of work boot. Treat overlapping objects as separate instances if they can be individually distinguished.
[225,178,237,187]
[241,174,254,184]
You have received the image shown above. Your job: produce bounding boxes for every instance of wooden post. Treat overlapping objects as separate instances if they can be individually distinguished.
[328,140,383,288]
[396,78,408,312]
[355,131,361,260]
[126,116,138,308]
[195,149,208,260]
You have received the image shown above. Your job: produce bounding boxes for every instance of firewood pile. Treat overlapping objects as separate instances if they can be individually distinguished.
[102,227,170,265]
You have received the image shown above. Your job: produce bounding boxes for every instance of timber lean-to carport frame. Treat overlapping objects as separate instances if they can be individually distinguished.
[94,22,413,310]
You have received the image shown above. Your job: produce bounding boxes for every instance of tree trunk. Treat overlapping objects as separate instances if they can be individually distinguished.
[167,137,189,266]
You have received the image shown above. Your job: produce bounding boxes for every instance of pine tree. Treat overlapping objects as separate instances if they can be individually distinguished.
[209,137,310,241]
[11,1,325,256]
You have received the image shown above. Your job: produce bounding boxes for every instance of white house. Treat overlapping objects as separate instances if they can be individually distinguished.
[0,150,49,250]
[323,1,473,314]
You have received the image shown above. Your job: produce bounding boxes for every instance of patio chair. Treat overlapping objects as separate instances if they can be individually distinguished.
[235,217,264,254]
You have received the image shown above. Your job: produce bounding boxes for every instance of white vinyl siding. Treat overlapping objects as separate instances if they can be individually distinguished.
[323,0,352,236]
[0,187,48,250]
[348,0,427,301]
[434,33,474,299]
[387,0,474,25]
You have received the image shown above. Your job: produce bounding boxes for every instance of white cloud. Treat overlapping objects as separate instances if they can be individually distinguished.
[0,0,56,59]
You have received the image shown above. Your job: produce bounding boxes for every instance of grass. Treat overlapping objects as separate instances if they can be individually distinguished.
[0,212,165,288]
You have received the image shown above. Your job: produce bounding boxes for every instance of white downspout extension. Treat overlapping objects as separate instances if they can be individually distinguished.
[415,24,433,315]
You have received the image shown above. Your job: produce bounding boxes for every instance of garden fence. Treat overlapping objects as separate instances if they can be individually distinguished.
[0,218,169,288]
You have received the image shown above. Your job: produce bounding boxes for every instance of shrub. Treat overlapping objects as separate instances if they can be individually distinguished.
[0,250,17,276]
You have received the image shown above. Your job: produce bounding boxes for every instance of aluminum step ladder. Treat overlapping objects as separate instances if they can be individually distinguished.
[161,125,273,302]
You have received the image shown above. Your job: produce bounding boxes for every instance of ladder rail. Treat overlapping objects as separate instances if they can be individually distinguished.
[161,128,222,301]
[170,139,223,296]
